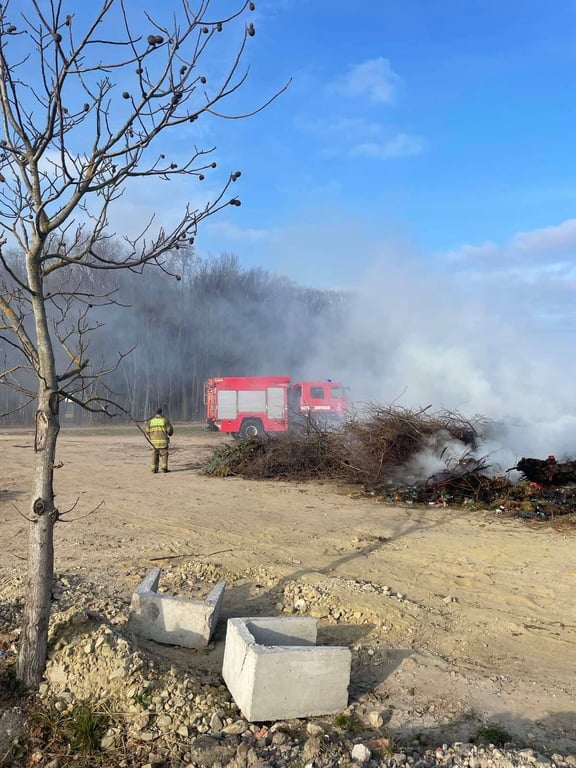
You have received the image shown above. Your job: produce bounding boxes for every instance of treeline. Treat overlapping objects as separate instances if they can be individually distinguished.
[0,250,348,425]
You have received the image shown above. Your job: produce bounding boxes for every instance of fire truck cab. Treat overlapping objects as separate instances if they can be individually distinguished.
[205,376,349,439]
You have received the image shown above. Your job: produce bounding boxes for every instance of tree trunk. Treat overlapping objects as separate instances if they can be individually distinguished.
[18,250,60,689]
[17,390,59,688]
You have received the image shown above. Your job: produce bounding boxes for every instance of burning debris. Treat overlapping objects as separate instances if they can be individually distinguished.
[203,406,576,526]
[514,455,576,486]
[365,455,512,506]
[203,405,483,483]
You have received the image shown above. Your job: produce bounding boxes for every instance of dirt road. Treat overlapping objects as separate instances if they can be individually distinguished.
[1,425,575,751]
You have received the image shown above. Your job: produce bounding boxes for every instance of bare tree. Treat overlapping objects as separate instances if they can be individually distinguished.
[0,0,286,688]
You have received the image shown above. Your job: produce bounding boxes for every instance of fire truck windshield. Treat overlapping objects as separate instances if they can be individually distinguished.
[330,386,347,399]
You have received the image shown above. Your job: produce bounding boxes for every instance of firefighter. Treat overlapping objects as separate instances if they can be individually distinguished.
[147,408,174,473]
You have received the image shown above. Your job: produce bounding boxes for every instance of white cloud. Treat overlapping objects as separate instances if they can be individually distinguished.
[204,219,277,244]
[295,116,383,139]
[331,57,401,104]
[350,133,425,160]
[295,116,425,162]
[512,219,576,254]
[443,241,500,264]
[445,219,576,268]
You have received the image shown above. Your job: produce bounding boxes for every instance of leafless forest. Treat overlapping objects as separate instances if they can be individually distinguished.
[1,249,347,424]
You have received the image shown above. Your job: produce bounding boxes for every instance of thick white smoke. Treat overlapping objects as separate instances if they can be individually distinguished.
[288,234,576,471]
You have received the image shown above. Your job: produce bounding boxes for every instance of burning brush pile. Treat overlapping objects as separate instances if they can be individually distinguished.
[203,406,576,523]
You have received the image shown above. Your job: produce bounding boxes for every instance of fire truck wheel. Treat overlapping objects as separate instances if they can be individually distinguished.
[240,419,264,439]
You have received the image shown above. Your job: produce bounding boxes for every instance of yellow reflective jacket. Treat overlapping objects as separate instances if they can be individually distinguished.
[147,415,174,448]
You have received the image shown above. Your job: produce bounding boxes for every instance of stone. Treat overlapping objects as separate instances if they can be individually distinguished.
[351,743,371,763]
[210,712,224,731]
[306,722,325,737]
[367,710,384,728]
[100,734,116,750]
[222,720,249,735]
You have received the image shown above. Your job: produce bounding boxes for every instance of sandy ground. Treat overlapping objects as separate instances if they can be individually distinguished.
[1,424,575,752]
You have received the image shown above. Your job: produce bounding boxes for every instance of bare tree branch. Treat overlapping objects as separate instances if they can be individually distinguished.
[0,0,284,689]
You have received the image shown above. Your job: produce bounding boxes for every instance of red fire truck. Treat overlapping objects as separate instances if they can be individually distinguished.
[204,376,349,438]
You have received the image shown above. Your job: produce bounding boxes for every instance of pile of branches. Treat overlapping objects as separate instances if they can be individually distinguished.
[345,404,482,483]
[202,423,347,480]
[202,408,576,524]
[203,405,485,483]
[364,455,511,506]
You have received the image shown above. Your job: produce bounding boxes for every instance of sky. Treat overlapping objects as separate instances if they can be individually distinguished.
[52,0,576,313]
[192,0,576,289]
[6,0,576,459]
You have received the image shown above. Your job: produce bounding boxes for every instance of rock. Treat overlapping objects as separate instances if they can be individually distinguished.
[210,712,224,731]
[351,743,371,763]
[100,733,116,750]
[0,709,25,758]
[306,722,325,737]
[45,664,67,686]
[272,730,290,745]
[366,710,383,728]
[189,734,239,766]
[294,598,307,612]
[136,730,156,742]
[222,719,248,735]
[156,714,172,730]
[131,713,150,732]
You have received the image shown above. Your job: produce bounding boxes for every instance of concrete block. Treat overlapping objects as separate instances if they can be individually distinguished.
[129,567,225,649]
[222,616,351,721]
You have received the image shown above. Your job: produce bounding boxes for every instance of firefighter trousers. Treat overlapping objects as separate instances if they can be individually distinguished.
[151,446,169,472]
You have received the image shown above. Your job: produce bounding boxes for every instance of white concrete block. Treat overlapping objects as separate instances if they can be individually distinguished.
[222,616,351,722]
[129,567,225,649]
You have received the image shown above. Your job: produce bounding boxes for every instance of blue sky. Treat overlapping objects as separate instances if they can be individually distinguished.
[170,0,576,291]
[57,0,576,298]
